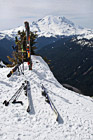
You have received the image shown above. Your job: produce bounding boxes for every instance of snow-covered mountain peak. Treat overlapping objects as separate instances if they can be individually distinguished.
[0,15,93,39]
[30,15,78,37]
[37,15,74,26]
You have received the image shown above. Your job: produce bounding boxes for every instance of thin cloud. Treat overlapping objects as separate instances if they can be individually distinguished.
[0,0,93,30]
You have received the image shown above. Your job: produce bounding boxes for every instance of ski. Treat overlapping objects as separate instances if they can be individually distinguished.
[24,21,32,70]
[42,85,59,121]
[24,80,31,112]
[7,63,21,78]
[21,43,24,75]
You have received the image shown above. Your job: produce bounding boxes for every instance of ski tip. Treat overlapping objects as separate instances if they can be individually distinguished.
[27,106,30,113]
[56,117,59,122]
[7,73,11,78]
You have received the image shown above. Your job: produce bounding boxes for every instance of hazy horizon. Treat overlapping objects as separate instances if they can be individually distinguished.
[0,0,93,30]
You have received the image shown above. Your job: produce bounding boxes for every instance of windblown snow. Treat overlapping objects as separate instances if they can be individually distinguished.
[0,15,93,40]
[0,56,93,140]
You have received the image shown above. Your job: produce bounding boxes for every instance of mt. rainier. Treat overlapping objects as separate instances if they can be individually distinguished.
[0,15,93,40]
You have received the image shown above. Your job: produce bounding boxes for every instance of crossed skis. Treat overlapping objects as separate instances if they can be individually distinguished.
[3,82,59,121]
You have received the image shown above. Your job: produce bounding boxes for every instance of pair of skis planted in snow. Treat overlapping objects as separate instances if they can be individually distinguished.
[24,21,32,70]
[41,85,59,121]
[3,80,31,113]
[7,21,32,78]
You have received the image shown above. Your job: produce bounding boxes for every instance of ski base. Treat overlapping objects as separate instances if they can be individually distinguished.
[42,85,59,121]
[25,80,31,113]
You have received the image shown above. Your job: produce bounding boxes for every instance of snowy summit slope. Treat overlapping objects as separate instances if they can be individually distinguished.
[0,56,93,140]
[0,15,93,40]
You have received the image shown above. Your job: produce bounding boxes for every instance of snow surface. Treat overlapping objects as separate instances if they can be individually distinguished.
[0,15,93,40]
[0,56,93,140]
[0,61,6,68]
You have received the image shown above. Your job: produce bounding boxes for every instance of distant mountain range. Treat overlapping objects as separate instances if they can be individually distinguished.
[0,15,93,63]
[0,15,93,40]
[38,36,93,96]
[0,38,14,63]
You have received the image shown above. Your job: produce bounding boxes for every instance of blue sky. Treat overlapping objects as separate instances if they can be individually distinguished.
[0,0,93,30]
